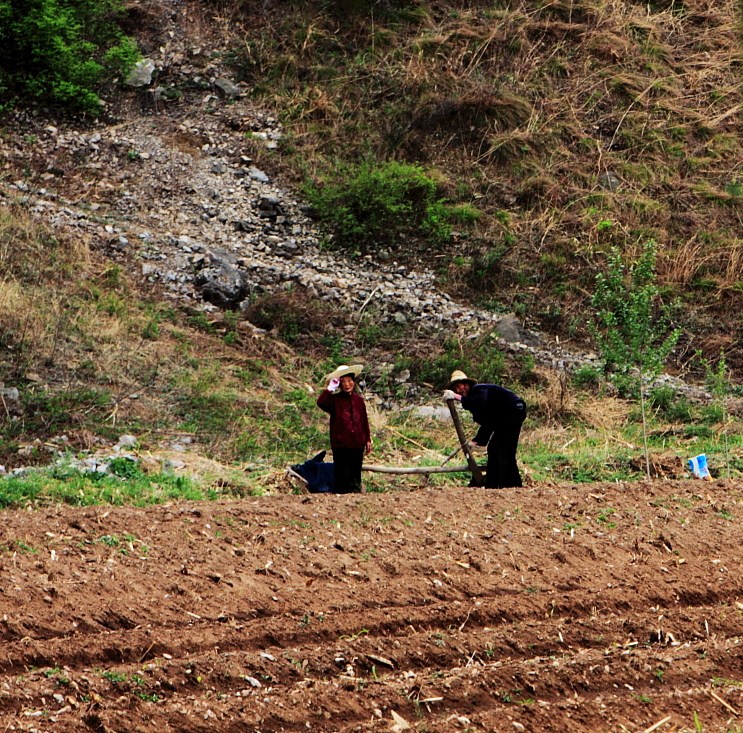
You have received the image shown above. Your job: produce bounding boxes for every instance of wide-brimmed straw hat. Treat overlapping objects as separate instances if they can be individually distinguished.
[447,369,477,390]
[324,364,363,382]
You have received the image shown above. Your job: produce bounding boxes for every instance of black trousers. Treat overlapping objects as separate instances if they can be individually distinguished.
[485,400,526,488]
[332,447,364,493]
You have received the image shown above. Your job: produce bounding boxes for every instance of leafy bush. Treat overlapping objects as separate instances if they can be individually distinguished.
[648,386,692,422]
[591,241,680,398]
[305,160,476,253]
[108,456,142,479]
[571,364,602,390]
[0,0,139,114]
[396,335,506,388]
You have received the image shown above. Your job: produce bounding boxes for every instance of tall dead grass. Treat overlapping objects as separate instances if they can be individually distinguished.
[0,206,92,372]
[113,0,743,370]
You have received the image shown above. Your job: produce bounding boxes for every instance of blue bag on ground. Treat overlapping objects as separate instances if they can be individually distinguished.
[290,451,335,493]
[687,453,710,479]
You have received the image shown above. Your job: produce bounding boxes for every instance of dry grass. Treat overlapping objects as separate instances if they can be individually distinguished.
[0,202,337,467]
[659,236,721,287]
[0,205,89,282]
[523,369,577,425]
[4,0,743,477]
[0,207,93,373]
[235,0,741,348]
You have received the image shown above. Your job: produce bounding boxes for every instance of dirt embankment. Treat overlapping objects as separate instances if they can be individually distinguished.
[1,479,741,732]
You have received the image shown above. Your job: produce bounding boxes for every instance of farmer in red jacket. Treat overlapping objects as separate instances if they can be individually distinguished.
[317,364,372,493]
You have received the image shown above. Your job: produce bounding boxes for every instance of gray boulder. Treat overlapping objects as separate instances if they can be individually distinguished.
[214,77,241,98]
[194,255,250,308]
[494,314,542,347]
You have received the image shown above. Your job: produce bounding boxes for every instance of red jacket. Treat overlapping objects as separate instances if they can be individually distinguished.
[317,389,370,450]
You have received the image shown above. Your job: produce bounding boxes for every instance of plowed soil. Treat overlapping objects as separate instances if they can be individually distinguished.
[1,479,741,733]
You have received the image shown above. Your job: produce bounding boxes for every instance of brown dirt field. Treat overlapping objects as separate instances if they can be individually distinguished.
[1,480,741,733]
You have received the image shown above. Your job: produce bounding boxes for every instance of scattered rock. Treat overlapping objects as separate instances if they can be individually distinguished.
[598,170,621,191]
[0,38,712,405]
[494,313,542,347]
[125,59,156,87]
[214,77,241,97]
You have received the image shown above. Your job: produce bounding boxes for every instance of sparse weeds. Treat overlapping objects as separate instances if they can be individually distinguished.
[2,539,38,554]
[596,508,616,527]
[173,363,245,434]
[43,667,70,685]
[693,711,704,733]
[100,669,160,701]
[711,677,743,688]
[102,670,128,684]
[96,533,147,555]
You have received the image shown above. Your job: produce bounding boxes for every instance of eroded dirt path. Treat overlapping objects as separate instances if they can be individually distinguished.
[1,480,741,732]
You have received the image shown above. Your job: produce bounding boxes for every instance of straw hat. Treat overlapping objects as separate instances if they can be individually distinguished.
[447,369,477,390]
[324,364,363,382]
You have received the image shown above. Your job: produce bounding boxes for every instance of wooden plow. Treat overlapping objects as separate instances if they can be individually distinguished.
[287,397,486,490]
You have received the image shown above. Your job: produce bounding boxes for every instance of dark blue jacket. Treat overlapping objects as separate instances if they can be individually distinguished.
[461,384,524,445]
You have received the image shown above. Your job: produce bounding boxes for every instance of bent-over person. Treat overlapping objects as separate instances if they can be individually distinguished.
[443,370,526,488]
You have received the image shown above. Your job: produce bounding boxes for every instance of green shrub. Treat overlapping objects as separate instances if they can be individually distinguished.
[448,203,482,224]
[648,386,692,422]
[590,240,681,477]
[396,335,506,388]
[108,456,142,479]
[305,160,473,253]
[0,0,139,114]
[572,364,602,390]
[591,241,680,397]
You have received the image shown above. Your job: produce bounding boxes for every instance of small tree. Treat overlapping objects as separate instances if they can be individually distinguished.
[591,240,681,478]
[701,349,733,478]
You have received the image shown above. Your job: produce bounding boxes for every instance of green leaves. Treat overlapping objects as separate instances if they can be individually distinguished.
[590,240,681,477]
[0,0,139,114]
[591,240,680,397]
[305,160,478,253]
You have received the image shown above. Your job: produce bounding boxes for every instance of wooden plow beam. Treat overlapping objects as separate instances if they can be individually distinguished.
[287,463,484,492]
[445,398,485,486]
[362,463,483,475]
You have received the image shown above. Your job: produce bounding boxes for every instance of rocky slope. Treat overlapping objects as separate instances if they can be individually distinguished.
[1,0,731,406]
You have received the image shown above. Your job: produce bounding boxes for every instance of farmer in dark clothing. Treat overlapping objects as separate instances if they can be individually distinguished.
[443,370,526,488]
[317,364,372,493]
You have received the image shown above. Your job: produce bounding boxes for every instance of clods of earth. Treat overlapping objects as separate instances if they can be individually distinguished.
[1,479,741,732]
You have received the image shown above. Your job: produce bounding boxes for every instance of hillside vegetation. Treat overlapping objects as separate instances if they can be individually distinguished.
[236,0,743,366]
[0,0,742,495]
